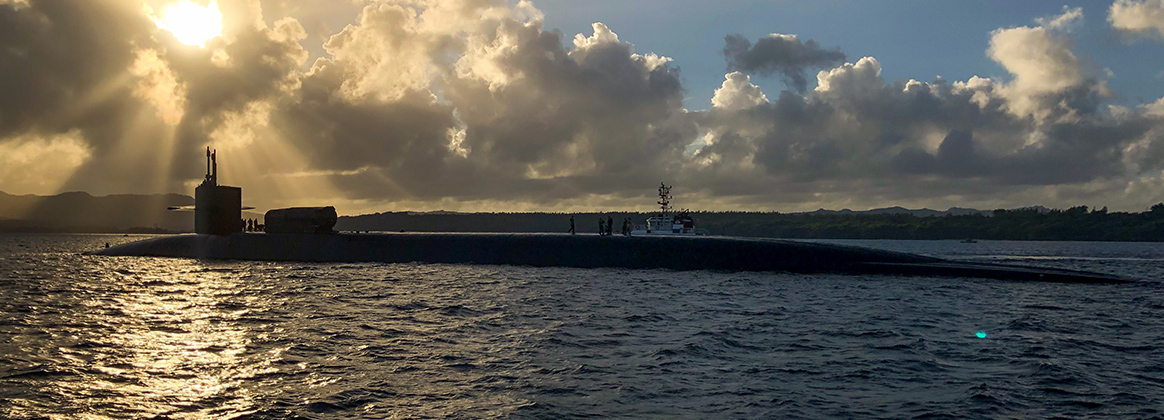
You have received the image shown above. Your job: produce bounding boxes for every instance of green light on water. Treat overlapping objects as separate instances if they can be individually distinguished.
[976,331,987,339]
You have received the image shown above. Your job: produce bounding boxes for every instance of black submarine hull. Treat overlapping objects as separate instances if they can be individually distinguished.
[89,233,1131,283]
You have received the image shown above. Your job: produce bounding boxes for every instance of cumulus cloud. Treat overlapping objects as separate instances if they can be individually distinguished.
[1146,96,1164,117]
[1110,0,1164,38]
[712,72,769,111]
[2,0,1164,213]
[265,0,691,207]
[985,7,1105,123]
[691,7,1164,211]
[723,33,846,93]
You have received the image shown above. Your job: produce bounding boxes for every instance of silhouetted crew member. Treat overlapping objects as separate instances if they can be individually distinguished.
[607,216,613,236]
[569,215,575,235]
[598,218,605,235]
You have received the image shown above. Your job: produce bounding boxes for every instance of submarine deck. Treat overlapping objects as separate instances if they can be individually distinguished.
[90,232,1132,284]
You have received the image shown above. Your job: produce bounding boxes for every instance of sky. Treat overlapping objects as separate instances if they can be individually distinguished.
[2,0,1164,215]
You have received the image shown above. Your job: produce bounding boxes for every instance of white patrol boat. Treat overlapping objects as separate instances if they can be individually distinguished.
[631,182,696,235]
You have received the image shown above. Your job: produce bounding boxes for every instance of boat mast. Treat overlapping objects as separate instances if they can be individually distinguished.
[657,182,672,216]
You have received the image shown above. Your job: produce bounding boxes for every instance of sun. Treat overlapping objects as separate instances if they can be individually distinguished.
[153,0,223,47]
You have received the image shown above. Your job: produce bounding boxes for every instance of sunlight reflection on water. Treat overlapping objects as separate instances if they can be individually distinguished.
[2,234,1163,419]
[44,259,263,418]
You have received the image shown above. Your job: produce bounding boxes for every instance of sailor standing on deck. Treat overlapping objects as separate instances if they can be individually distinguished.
[569,215,575,235]
[598,218,605,235]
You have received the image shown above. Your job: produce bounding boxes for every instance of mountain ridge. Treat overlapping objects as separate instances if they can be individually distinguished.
[0,190,196,232]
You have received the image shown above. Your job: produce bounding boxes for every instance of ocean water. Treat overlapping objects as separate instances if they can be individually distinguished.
[1,234,1163,419]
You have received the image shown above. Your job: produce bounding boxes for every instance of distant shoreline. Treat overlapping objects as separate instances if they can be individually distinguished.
[334,207,1164,242]
[6,188,1164,241]
[0,224,184,235]
[7,226,1164,242]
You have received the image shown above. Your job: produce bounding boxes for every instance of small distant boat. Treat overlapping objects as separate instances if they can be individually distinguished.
[631,182,696,235]
[961,238,978,243]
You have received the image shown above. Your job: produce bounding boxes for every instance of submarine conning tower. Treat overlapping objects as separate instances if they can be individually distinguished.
[195,147,242,235]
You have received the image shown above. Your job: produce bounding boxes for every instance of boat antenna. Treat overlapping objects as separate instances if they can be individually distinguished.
[204,147,212,183]
[657,182,672,216]
[211,149,217,185]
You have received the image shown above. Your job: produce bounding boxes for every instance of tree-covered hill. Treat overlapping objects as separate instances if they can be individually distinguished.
[337,205,1164,242]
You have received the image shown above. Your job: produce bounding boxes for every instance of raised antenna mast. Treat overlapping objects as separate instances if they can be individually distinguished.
[657,182,672,216]
[211,149,217,185]
[205,147,212,183]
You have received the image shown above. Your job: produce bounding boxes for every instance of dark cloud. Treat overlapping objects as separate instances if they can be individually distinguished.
[723,33,846,93]
[0,0,313,195]
[0,0,169,194]
[0,1,148,136]
[892,120,1146,186]
[2,1,1164,213]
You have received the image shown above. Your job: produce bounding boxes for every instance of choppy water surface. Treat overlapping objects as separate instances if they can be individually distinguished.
[2,234,1163,419]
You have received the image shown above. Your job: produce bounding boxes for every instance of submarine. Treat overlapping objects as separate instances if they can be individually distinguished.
[91,150,1131,284]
